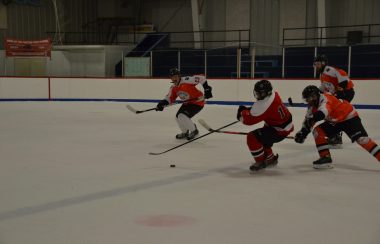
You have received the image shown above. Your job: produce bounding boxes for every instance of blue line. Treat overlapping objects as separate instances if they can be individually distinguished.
[1,98,380,109]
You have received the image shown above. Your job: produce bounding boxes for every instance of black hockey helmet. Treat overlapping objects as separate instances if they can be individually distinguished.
[169,67,181,77]
[302,85,321,106]
[254,79,273,100]
[314,54,328,65]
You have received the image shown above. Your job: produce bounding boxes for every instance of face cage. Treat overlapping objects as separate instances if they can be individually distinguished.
[170,75,181,84]
[254,90,269,100]
[313,61,326,67]
[303,95,317,105]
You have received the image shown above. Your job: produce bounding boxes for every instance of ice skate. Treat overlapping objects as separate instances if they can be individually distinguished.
[186,127,199,140]
[249,161,267,172]
[176,132,188,139]
[313,156,333,169]
[265,154,279,168]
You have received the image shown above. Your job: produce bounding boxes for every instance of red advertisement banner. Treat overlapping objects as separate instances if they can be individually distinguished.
[5,38,52,57]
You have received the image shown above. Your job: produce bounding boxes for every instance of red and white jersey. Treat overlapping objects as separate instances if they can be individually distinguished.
[306,93,358,124]
[240,92,294,136]
[319,65,354,94]
[164,75,207,106]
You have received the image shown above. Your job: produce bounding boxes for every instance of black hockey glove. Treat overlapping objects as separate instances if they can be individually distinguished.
[336,89,345,99]
[236,105,249,121]
[294,131,306,144]
[203,82,213,99]
[156,100,169,111]
[294,128,309,144]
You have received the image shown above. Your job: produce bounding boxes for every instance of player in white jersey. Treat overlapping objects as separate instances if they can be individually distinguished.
[155,68,213,140]
[314,55,355,147]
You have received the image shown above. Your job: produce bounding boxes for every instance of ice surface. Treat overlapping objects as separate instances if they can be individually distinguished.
[0,102,379,244]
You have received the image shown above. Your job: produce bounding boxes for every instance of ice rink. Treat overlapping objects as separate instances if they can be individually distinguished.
[0,101,380,244]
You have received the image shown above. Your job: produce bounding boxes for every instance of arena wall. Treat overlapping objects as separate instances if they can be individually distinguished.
[0,77,378,108]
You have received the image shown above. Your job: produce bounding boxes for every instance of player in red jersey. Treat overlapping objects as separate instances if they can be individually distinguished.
[294,85,380,169]
[314,55,355,147]
[155,68,213,140]
[237,80,294,172]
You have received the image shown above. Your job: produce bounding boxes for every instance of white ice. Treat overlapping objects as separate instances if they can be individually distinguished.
[0,102,379,244]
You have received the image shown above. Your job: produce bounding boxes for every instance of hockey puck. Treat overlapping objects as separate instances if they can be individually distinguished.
[170,164,176,168]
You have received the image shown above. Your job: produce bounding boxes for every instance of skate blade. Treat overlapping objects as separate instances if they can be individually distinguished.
[249,169,265,174]
[176,137,187,140]
[329,144,343,149]
[313,164,333,169]
[266,163,278,168]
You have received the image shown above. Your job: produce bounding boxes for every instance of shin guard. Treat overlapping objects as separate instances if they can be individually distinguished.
[313,127,331,158]
[176,113,196,133]
[247,132,265,163]
[356,137,380,161]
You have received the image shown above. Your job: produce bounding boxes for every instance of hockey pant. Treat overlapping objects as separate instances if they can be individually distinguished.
[175,104,203,133]
[328,89,355,142]
[247,127,286,163]
[313,116,380,161]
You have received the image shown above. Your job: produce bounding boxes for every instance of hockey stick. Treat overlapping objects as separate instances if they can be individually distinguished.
[148,120,240,155]
[126,105,155,114]
[198,119,294,139]
[126,97,204,114]
[287,97,304,108]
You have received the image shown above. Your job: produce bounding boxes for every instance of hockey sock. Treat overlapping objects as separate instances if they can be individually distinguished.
[247,132,265,162]
[176,113,196,133]
[356,137,380,161]
[313,127,331,158]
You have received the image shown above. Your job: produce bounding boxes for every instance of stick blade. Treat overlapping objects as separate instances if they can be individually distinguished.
[198,119,213,132]
[126,104,138,113]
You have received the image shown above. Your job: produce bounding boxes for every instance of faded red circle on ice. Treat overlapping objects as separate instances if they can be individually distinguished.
[135,214,196,227]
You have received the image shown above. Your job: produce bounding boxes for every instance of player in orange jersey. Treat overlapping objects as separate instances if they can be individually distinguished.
[237,80,294,172]
[314,55,356,147]
[155,68,213,140]
[294,85,380,169]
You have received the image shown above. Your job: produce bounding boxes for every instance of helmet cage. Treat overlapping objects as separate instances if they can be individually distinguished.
[313,55,328,66]
[169,68,181,84]
[169,68,181,77]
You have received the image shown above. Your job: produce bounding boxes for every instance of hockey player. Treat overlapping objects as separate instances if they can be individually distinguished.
[294,85,380,169]
[155,68,213,140]
[314,54,355,147]
[237,80,294,172]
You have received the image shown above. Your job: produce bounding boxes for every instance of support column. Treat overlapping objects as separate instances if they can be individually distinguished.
[237,48,241,78]
[251,47,255,78]
[191,0,202,49]
[317,0,326,46]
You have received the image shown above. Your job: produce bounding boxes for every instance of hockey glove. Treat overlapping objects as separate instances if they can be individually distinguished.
[156,100,169,111]
[236,105,249,121]
[203,82,213,99]
[294,126,310,144]
[294,128,309,144]
[335,89,345,99]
